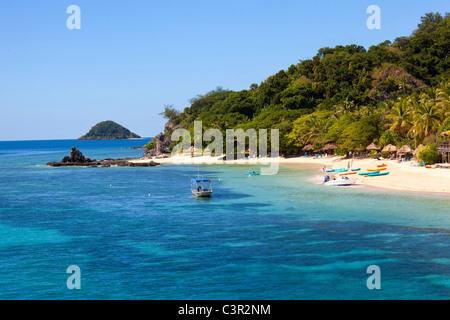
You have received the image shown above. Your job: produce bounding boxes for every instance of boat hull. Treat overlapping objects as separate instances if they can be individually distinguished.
[192,191,213,197]
[323,179,356,186]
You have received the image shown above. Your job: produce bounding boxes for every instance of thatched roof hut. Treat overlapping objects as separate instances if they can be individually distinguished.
[366,143,381,151]
[322,143,338,151]
[397,145,413,155]
[382,144,397,153]
[413,144,424,156]
[302,144,314,151]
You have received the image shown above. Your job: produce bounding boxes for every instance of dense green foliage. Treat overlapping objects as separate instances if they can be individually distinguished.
[165,13,449,155]
[78,121,141,140]
[145,141,157,150]
[418,143,439,164]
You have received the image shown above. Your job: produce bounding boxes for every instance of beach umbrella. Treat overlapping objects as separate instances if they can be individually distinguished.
[366,143,381,151]
[302,144,314,151]
[382,144,397,153]
[397,145,413,155]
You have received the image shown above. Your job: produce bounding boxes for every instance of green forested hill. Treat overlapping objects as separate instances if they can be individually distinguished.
[162,13,450,155]
[78,121,141,140]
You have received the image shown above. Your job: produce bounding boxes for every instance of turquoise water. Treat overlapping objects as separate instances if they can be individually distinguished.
[0,140,449,299]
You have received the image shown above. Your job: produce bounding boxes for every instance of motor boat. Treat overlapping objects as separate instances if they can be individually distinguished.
[323,175,356,186]
[191,177,213,197]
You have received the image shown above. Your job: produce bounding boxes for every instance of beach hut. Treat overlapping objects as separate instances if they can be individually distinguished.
[381,144,397,159]
[302,144,313,156]
[366,143,380,156]
[382,144,397,153]
[413,144,424,156]
[366,143,380,151]
[438,131,450,163]
[322,143,338,152]
[397,145,413,159]
[322,143,338,156]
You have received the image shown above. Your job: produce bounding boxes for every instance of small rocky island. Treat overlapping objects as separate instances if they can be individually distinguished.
[47,147,160,167]
[77,120,141,140]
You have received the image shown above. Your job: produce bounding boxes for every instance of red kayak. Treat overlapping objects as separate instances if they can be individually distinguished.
[340,172,357,176]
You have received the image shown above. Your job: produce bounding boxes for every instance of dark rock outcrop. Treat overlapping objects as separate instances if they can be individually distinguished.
[143,132,172,159]
[143,118,186,159]
[47,147,160,167]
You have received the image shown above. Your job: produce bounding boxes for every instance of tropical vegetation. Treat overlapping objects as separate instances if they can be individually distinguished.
[160,13,450,156]
[78,121,141,140]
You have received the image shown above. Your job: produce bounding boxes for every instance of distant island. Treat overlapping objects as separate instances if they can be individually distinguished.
[77,120,141,140]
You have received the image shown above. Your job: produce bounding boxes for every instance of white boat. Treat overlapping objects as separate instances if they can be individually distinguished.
[322,175,356,186]
[191,177,213,197]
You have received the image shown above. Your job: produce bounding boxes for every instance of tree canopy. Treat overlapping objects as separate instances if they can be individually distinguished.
[161,13,449,154]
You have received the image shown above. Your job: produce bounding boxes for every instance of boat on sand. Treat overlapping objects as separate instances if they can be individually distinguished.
[323,175,356,186]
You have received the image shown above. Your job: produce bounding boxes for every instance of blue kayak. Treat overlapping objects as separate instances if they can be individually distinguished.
[246,172,260,176]
[358,171,379,175]
[367,172,389,177]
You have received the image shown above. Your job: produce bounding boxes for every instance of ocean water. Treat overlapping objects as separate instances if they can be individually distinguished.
[0,139,448,299]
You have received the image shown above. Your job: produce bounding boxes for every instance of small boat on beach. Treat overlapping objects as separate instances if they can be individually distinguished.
[340,172,357,176]
[367,168,386,172]
[377,164,387,168]
[323,175,356,186]
[367,172,390,177]
[358,171,379,175]
[191,177,213,197]
[351,168,361,171]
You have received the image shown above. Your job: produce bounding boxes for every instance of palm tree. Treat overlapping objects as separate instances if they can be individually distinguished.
[413,96,442,138]
[436,82,450,120]
[333,100,356,119]
[399,75,409,94]
[386,98,412,137]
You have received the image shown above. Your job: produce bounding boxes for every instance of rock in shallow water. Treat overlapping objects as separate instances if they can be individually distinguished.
[46,147,160,167]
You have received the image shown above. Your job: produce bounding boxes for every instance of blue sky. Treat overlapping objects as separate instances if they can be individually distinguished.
[0,0,448,140]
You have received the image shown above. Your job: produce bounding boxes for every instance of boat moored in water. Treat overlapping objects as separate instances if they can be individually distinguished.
[191,177,213,197]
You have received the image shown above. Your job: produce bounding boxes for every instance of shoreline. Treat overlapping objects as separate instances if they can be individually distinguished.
[130,155,450,195]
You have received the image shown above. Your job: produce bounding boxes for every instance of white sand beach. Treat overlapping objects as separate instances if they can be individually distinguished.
[131,155,450,194]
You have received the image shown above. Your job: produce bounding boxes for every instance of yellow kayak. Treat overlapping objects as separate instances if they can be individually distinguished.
[367,168,386,172]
